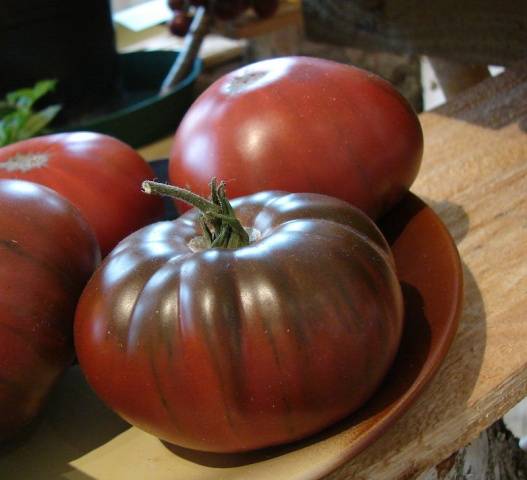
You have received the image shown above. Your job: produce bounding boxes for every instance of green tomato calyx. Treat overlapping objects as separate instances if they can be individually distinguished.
[142,178,250,249]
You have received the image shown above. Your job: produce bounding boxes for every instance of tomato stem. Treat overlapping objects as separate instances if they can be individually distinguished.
[142,179,250,249]
[142,180,217,212]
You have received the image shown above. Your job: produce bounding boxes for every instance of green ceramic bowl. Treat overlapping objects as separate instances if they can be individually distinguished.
[58,50,202,148]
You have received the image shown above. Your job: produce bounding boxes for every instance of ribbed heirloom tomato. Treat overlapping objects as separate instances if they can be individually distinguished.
[75,182,403,453]
[0,179,100,440]
[0,132,164,256]
[169,56,423,219]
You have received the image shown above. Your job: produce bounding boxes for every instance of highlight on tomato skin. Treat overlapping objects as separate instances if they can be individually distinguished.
[169,56,423,220]
[0,179,100,441]
[74,187,404,453]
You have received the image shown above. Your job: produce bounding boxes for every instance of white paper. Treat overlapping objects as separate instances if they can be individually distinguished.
[113,0,173,32]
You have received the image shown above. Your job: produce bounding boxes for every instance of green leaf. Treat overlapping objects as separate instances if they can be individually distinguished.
[17,105,62,140]
[0,101,15,117]
[6,79,58,110]
[0,110,29,146]
[0,123,8,147]
[0,79,61,146]
[7,88,35,110]
[32,79,58,101]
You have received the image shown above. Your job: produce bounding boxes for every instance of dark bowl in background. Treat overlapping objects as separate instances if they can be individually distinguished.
[56,50,202,148]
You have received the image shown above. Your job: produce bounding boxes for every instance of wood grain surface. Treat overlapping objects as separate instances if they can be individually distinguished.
[302,0,527,66]
[323,60,527,479]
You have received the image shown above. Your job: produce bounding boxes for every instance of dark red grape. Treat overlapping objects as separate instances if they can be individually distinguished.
[169,10,192,36]
[251,0,279,18]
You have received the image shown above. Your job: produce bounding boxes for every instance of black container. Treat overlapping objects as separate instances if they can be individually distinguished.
[57,50,203,148]
[0,0,121,114]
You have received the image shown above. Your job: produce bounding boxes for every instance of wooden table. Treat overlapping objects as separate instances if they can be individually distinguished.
[320,58,527,480]
[297,3,527,475]
[135,60,527,479]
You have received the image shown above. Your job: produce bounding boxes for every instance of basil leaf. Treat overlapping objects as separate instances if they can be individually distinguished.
[6,79,58,110]
[0,79,61,146]
[17,105,61,140]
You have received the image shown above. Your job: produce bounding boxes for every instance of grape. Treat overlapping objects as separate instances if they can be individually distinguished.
[251,0,279,18]
[169,10,192,36]
[167,0,271,40]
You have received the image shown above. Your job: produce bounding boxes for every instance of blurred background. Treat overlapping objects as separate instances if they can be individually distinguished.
[1,0,520,153]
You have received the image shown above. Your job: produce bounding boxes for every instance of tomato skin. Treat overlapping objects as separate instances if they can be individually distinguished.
[75,190,403,453]
[0,179,100,441]
[169,56,423,219]
[0,132,164,256]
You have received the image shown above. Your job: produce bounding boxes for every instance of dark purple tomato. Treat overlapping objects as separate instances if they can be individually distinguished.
[0,179,100,441]
[74,189,403,453]
[169,56,423,219]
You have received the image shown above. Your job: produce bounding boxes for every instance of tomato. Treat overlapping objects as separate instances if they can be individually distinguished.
[0,179,100,441]
[0,132,164,256]
[169,56,423,219]
[75,186,403,453]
